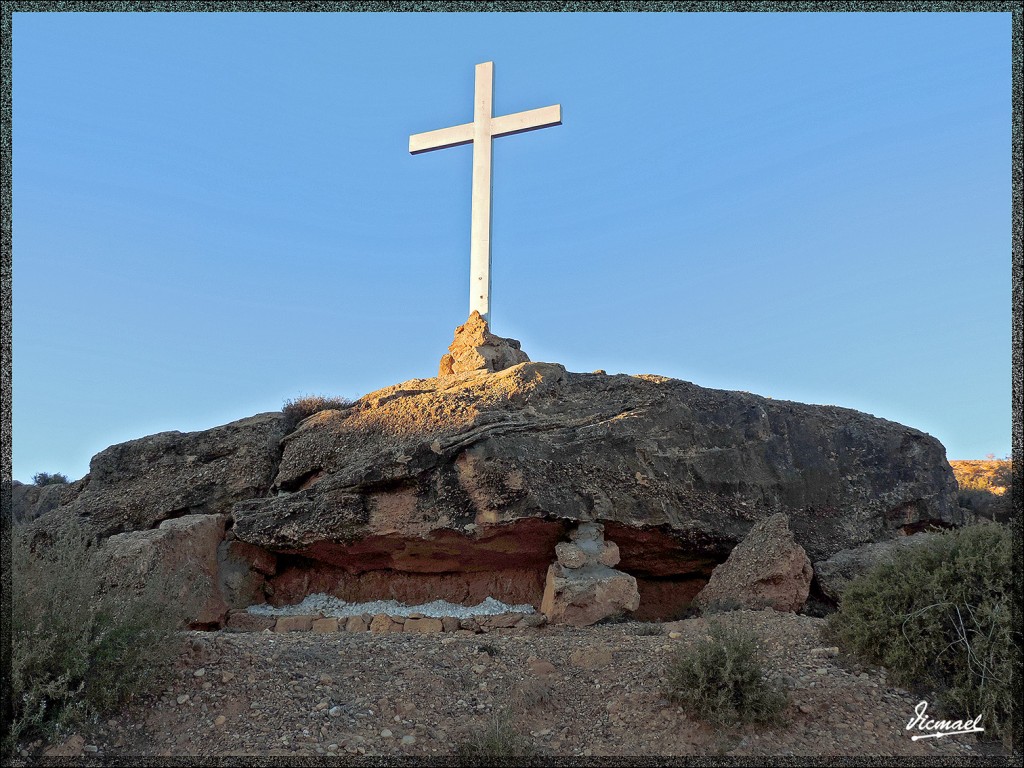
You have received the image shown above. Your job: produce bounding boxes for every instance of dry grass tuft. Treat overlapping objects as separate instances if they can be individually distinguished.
[281,394,354,432]
[454,710,539,762]
[510,677,554,714]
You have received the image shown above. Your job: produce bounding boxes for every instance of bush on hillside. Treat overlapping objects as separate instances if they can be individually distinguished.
[281,394,354,432]
[826,523,1018,749]
[31,472,68,486]
[3,522,186,757]
[664,621,787,725]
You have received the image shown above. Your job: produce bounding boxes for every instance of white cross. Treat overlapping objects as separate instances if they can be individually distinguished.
[410,61,561,327]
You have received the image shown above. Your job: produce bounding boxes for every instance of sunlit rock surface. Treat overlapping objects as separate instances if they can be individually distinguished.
[28,332,964,624]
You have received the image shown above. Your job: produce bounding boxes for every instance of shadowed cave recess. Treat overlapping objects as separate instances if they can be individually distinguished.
[236,518,720,622]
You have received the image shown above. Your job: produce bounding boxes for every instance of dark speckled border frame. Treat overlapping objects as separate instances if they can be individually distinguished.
[0,2,1020,766]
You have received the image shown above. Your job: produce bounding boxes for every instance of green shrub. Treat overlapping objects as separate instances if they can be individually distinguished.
[826,523,1018,749]
[454,711,538,762]
[31,472,68,486]
[664,621,787,725]
[281,394,354,431]
[4,522,186,756]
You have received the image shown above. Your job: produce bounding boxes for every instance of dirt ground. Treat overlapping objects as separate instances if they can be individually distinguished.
[16,609,1009,762]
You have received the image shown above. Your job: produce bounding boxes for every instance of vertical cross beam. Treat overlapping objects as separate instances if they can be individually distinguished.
[409,62,561,328]
[470,62,494,323]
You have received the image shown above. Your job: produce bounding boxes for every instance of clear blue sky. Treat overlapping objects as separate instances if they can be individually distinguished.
[12,11,1012,483]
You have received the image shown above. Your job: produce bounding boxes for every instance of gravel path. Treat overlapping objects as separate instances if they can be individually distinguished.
[28,610,1000,760]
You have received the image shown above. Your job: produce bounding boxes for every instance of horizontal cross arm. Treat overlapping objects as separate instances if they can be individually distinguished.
[491,104,561,139]
[409,122,474,154]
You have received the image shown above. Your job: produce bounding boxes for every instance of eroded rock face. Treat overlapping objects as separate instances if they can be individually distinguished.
[11,480,80,524]
[29,344,965,624]
[217,537,278,609]
[265,558,548,608]
[692,513,812,613]
[438,311,530,376]
[32,413,287,538]
[100,514,229,627]
[235,362,963,588]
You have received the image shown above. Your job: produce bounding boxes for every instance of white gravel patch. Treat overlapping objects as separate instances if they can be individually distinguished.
[246,593,536,619]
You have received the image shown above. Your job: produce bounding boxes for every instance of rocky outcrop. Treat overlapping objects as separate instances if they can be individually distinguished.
[11,480,80,523]
[692,513,812,613]
[438,311,529,376]
[27,329,965,624]
[218,537,278,609]
[813,533,941,603]
[541,523,640,625]
[100,514,230,627]
[32,413,287,539]
[232,360,962,619]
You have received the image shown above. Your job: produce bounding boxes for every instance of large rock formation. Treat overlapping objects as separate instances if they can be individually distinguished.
[227,353,961,620]
[31,413,287,539]
[100,514,230,627]
[26,316,966,625]
[691,513,813,613]
[237,360,962,559]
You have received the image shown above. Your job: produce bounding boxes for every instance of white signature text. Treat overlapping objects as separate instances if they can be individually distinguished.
[906,700,984,741]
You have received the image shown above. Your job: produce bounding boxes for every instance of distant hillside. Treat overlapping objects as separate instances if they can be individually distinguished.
[949,458,1012,523]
